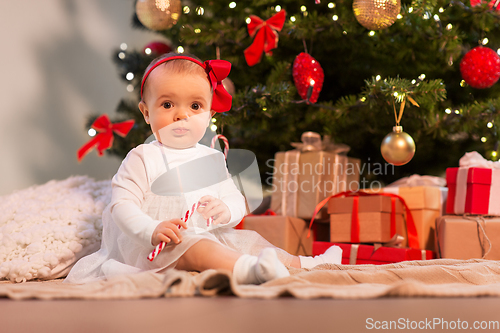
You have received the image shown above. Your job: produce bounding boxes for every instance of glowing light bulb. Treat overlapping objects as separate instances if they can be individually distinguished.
[375,75,381,81]
[229,2,236,9]
[210,124,217,132]
[481,137,487,143]
[177,46,185,53]
[88,128,97,137]
[119,52,126,59]
[332,15,338,21]
[291,16,296,22]
[445,108,452,114]
[275,5,281,12]
[183,6,190,14]
[120,43,127,51]
[126,72,134,81]
[328,2,335,8]
[127,84,134,92]
[487,122,493,128]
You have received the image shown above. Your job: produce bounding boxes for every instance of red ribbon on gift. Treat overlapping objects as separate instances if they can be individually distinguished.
[307,191,420,249]
[244,10,286,66]
[236,209,276,229]
[77,114,134,161]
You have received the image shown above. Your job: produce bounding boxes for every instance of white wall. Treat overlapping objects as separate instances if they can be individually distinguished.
[0,0,162,196]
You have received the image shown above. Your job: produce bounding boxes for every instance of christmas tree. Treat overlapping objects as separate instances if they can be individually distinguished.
[97,0,500,187]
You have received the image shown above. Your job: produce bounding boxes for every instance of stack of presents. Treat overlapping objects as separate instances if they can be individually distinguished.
[237,132,500,265]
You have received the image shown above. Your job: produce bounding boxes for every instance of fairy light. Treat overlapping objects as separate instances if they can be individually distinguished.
[497,49,500,55]
[328,2,335,8]
[246,17,251,24]
[177,46,185,53]
[487,122,494,128]
[368,31,375,36]
[481,137,487,143]
[332,15,338,21]
[211,118,217,123]
[408,7,413,13]
[194,28,201,33]
[262,107,268,112]
[460,80,466,87]
[419,74,426,80]
[343,30,347,35]
[433,14,440,21]
[492,151,498,158]
[126,72,134,81]
[290,16,296,22]
[375,75,381,81]
[397,14,403,19]
[445,108,452,114]
[454,109,460,114]
[411,79,416,84]
[127,84,134,92]
[301,5,307,11]
[482,38,489,45]
[210,124,217,132]
[119,51,126,59]
[196,6,204,15]
[446,23,453,30]
[88,128,97,137]
[360,96,366,102]
[183,6,190,14]
[120,43,128,51]
[439,7,444,13]
[275,5,281,12]
[229,2,236,9]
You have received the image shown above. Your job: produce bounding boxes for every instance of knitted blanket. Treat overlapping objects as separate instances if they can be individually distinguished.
[0,176,111,282]
[1,259,500,299]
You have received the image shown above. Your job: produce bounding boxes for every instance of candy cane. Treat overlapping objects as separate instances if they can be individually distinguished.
[210,134,229,159]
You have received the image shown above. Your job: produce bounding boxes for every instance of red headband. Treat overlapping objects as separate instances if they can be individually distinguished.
[140,55,232,113]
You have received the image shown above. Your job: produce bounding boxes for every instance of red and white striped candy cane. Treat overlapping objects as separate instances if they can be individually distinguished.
[210,134,229,159]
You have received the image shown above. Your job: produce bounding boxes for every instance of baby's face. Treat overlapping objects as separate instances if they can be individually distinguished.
[140,66,213,149]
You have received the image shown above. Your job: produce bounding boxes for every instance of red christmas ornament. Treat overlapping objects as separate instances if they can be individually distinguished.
[292,53,324,103]
[470,0,500,11]
[143,41,172,56]
[460,46,500,89]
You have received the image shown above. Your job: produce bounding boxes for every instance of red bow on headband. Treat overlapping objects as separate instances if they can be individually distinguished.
[244,10,286,67]
[204,60,232,112]
[77,114,134,161]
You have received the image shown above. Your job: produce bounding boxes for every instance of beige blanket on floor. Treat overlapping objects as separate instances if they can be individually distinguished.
[2,259,500,300]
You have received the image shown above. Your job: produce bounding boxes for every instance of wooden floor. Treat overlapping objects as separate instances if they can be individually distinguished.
[2,297,500,333]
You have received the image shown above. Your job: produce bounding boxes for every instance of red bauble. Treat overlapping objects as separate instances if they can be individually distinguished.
[460,46,500,89]
[470,0,500,11]
[292,53,324,103]
[143,41,172,56]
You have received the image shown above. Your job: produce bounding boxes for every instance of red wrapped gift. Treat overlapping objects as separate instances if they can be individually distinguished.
[446,167,500,216]
[313,241,435,265]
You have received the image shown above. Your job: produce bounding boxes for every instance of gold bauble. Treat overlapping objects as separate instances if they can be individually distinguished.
[222,77,236,96]
[136,0,181,31]
[353,0,400,30]
[380,126,416,166]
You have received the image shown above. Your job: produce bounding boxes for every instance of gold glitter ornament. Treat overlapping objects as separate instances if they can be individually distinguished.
[136,0,181,31]
[381,126,416,166]
[353,0,400,30]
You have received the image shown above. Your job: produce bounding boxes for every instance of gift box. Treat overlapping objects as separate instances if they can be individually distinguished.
[373,184,447,251]
[436,215,500,260]
[446,167,500,216]
[327,194,408,246]
[313,241,435,265]
[270,132,360,219]
[242,215,313,256]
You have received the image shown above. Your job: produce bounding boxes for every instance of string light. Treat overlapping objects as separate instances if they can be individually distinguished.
[411,79,416,84]
[342,30,347,35]
[332,15,338,21]
[487,122,494,128]
[290,16,296,22]
[127,84,134,92]
[183,6,190,14]
[211,118,217,123]
[229,2,236,9]
[328,2,335,8]
[375,75,381,81]
[439,7,444,13]
[88,128,97,137]
[397,14,403,19]
[368,31,375,36]
[454,110,460,114]
[360,96,366,102]
[408,7,413,13]
[492,151,498,158]
[460,80,466,87]
[196,6,204,15]
[482,38,489,45]
[177,46,185,53]
[446,24,453,30]
[210,124,217,132]
[194,28,201,33]
[445,108,452,114]
[275,5,281,12]
[118,52,126,59]
[300,5,307,11]
[481,137,487,142]
[120,43,128,51]
[246,17,251,24]
[419,74,426,80]
[433,14,440,21]
[126,72,134,81]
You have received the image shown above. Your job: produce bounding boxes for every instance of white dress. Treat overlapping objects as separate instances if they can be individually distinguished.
[65,141,293,283]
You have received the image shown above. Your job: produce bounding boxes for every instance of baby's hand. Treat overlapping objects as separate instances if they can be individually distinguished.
[197,195,231,225]
[151,219,188,246]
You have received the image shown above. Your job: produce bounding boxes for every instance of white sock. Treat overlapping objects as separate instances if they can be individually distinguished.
[299,245,342,269]
[233,248,290,284]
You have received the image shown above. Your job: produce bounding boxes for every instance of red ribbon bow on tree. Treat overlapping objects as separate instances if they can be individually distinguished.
[77,114,134,161]
[244,10,287,67]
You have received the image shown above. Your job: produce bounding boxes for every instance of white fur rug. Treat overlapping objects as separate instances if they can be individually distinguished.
[0,176,111,282]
